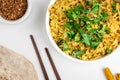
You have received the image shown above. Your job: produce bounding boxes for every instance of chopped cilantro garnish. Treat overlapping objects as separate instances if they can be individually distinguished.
[101,13,109,22]
[111,3,118,13]
[72,50,85,58]
[99,24,110,35]
[81,33,91,46]
[99,24,107,35]
[63,22,73,29]
[105,27,110,34]
[86,0,91,6]
[62,1,111,50]
[91,1,100,13]
[74,5,84,14]
[65,9,77,19]
[85,25,92,31]
[63,42,69,51]
[74,33,80,42]
[81,16,90,23]
[67,30,75,40]
[92,16,101,25]
[112,10,118,13]
[91,41,100,49]
[65,5,85,19]
[106,48,112,54]
[64,21,80,29]
[111,3,116,7]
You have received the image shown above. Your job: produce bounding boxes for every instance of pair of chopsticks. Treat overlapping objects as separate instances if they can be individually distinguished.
[30,35,61,80]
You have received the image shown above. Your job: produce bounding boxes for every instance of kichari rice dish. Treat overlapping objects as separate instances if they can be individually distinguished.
[49,0,120,60]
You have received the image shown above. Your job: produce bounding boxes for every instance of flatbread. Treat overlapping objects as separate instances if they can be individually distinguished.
[0,45,39,80]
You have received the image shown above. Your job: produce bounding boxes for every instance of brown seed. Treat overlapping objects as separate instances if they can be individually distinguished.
[0,0,28,21]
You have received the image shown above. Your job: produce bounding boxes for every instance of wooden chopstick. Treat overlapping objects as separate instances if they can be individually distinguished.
[30,35,49,80]
[45,48,61,80]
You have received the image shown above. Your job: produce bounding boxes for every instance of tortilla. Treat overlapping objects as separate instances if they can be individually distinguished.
[0,45,39,80]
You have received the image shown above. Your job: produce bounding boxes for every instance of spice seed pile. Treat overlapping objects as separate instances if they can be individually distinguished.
[0,0,28,21]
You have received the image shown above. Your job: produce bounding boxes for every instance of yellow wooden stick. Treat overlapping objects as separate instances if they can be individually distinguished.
[116,73,120,80]
[104,67,115,80]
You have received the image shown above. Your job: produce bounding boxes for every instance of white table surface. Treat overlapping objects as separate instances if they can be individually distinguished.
[0,0,120,80]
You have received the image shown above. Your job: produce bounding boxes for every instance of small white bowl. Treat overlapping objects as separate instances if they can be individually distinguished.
[46,0,118,63]
[0,0,31,24]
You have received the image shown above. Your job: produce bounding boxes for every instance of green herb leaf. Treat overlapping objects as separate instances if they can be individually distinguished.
[106,48,112,54]
[66,9,77,19]
[91,41,99,49]
[81,16,90,22]
[99,24,110,35]
[63,42,69,51]
[74,5,84,14]
[99,24,106,35]
[86,0,91,6]
[79,29,85,34]
[105,27,110,34]
[63,22,73,29]
[96,33,103,41]
[111,3,118,13]
[85,25,92,31]
[73,21,80,29]
[81,33,90,46]
[74,33,80,42]
[99,24,108,36]
[67,30,75,40]
[111,3,116,7]
[72,50,85,58]
[66,5,85,19]
[101,13,109,22]
[91,16,101,25]
[112,10,118,13]
[91,1,100,13]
